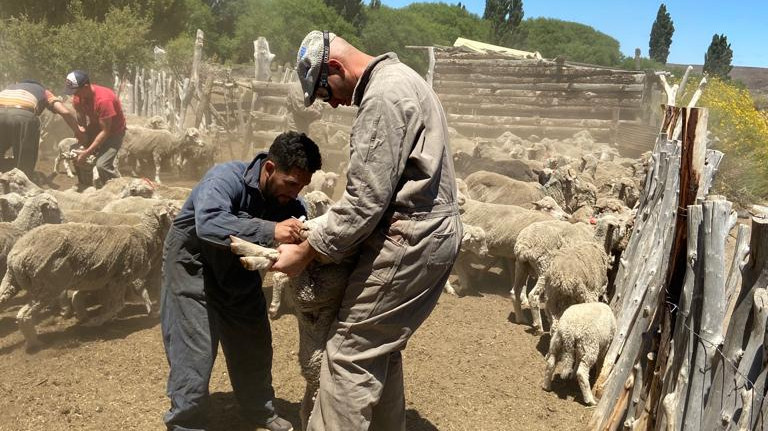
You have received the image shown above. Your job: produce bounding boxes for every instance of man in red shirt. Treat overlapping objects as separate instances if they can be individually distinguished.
[64,70,126,187]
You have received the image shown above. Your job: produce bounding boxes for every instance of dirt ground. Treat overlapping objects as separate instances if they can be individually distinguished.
[0,154,595,431]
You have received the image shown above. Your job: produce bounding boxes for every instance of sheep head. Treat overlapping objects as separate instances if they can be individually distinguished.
[460,224,489,257]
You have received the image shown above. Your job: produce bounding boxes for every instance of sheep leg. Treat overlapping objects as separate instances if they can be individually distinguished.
[17,301,43,351]
[53,154,62,175]
[542,353,557,391]
[71,290,90,321]
[131,279,153,315]
[268,272,288,319]
[576,360,597,406]
[511,260,529,324]
[297,312,327,431]
[82,284,128,327]
[442,280,458,296]
[529,277,546,335]
[65,159,76,178]
[153,153,162,184]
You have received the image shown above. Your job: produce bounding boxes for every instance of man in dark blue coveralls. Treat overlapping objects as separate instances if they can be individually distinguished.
[160,131,321,431]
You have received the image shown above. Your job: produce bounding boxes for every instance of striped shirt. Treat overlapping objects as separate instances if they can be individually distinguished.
[0,82,61,115]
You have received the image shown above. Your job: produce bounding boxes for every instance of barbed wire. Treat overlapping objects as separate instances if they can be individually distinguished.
[662,299,765,408]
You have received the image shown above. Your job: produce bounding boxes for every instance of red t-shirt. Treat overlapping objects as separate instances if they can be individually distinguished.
[73,84,126,137]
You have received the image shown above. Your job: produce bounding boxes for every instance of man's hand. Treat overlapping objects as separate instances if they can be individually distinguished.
[274,218,305,244]
[272,241,317,277]
[75,148,91,165]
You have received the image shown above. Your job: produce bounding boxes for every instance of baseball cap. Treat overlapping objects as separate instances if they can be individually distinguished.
[296,30,336,107]
[64,70,90,95]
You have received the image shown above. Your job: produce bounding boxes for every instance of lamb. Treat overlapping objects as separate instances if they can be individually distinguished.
[177,138,216,178]
[0,193,62,281]
[0,202,175,350]
[443,223,490,296]
[229,213,349,431]
[542,302,616,406]
[117,126,204,183]
[52,137,81,178]
[267,190,334,319]
[0,192,24,221]
[305,170,340,198]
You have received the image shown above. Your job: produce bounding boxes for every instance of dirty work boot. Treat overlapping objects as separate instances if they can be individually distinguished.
[256,415,294,431]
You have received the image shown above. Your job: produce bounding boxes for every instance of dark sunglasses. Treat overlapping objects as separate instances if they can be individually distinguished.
[315,30,333,103]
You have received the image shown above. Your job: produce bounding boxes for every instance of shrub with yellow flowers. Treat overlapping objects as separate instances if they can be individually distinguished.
[675,76,768,203]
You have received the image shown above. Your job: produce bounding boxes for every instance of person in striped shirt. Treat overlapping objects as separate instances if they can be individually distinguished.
[0,79,82,176]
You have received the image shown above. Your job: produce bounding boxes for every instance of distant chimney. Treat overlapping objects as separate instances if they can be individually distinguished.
[634,48,641,70]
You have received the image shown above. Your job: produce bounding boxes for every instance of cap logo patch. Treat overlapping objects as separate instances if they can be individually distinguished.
[298,46,307,59]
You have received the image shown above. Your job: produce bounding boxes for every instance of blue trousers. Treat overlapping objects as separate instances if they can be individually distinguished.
[160,228,277,431]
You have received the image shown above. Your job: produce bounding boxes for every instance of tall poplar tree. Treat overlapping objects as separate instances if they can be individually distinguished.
[703,34,734,79]
[483,0,523,45]
[648,3,674,64]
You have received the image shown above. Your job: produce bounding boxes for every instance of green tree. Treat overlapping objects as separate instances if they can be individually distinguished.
[703,33,733,80]
[231,0,359,65]
[521,18,622,66]
[648,3,674,64]
[0,7,152,86]
[483,0,523,45]
[324,0,365,30]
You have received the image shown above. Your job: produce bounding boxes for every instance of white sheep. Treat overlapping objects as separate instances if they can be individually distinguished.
[0,193,62,281]
[543,241,609,331]
[117,126,204,183]
[0,168,43,196]
[229,212,349,431]
[52,137,81,178]
[62,209,142,226]
[542,302,616,406]
[443,223,489,296]
[511,220,595,331]
[0,202,175,351]
[0,192,24,221]
[305,170,340,198]
[101,196,182,214]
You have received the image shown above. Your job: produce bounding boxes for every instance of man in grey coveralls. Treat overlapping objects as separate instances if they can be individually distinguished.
[273,30,461,430]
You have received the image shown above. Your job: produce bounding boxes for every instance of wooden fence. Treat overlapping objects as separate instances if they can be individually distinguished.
[587,78,768,430]
[430,49,662,157]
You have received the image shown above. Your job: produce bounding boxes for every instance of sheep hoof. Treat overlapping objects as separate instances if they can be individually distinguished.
[532,327,544,336]
[584,397,597,407]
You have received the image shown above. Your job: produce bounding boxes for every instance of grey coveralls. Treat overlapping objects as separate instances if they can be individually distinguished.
[306,53,461,431]
[160,155,306,431]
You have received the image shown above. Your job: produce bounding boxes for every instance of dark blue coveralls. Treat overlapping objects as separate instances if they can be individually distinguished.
[160,153,306,431]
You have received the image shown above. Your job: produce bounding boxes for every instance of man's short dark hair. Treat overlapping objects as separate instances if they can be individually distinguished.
[268,131,322,173]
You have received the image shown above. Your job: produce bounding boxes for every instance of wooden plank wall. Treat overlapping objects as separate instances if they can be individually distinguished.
[432,50,660,157]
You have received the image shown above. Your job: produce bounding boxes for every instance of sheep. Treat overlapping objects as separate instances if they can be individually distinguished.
[542,302,616,406]
[229,213,349,431]
[101,196,182,214]
[0,192,24,221]
[52,137,81,178]
[543,241,610,331]
[117,126,204,183]
[177,138,216,178]
[62,209,142,226]
[513,217,620,334]
[0,202,175,351]
[465,170,546,208]
[0,168,43,196]
[459,196,566,298]
[443,223,490,296]
[0,193,62,281]
[453,151,540,183]
[305,170,340,198]
[511,220,595,331]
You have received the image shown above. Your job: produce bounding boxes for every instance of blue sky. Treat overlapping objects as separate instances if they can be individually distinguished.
[381,0,768,67]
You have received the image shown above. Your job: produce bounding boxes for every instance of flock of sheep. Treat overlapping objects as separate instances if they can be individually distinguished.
[0,118,649,413]
[230,126,648,411]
